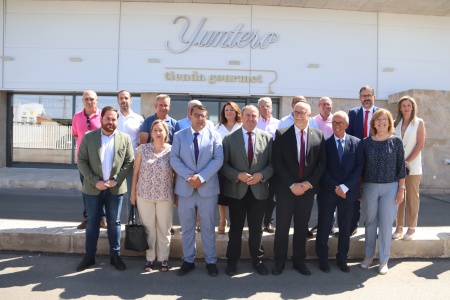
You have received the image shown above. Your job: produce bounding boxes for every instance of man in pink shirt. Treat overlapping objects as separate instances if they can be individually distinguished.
[72,90,105,229]
[311,97,334,139]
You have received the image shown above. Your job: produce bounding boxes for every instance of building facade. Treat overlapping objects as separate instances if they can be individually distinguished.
[1,0,449,191]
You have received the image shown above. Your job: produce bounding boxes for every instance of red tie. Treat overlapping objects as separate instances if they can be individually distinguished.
[247,132,253,167]
[299,130,305,179]
[363,110,370,138]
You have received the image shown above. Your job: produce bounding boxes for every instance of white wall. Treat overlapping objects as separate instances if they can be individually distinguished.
[2,1,450,98]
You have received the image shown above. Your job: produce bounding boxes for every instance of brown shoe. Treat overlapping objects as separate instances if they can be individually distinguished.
[263,224,276,233]
[77,218,87,230]
[100,219,107,229]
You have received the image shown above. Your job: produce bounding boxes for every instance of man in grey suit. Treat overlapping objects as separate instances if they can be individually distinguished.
[272,101,326,276]
[170,104,223,277]
[76,106,134,272]
[221,105,274,276]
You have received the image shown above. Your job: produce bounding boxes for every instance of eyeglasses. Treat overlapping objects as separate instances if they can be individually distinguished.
[259,105,271,109]
[193,113,208,119]
[332,121,346,126]
[375,117,388,122]
[293,111,308,117]
[360,94,373,98]
[86,115,91,130]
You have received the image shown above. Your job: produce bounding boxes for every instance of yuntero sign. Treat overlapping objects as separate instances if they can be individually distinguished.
[166,16,279,54]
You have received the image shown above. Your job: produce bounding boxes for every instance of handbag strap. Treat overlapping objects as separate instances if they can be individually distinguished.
[128,204,143,225]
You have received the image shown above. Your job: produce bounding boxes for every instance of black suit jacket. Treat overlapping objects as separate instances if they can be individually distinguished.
[320,134,364,202]
[273,125,326,197]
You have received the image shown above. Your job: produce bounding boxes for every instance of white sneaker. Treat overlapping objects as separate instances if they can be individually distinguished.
[378,264,388,275]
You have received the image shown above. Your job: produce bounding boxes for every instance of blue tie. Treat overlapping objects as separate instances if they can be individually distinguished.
[193,132,199,164]
[337,139,344,163]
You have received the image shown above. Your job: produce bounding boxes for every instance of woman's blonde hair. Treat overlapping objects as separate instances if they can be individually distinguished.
[394,95,418,127]
[370,109,395,136]
[149,119,169,143]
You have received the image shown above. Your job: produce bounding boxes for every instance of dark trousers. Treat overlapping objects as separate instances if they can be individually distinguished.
[84,190,123,257]
[263,179,276,227]
[273,190,315,265]
[315,193,354,264]
[350,200,361,230]
[226,188,267,265]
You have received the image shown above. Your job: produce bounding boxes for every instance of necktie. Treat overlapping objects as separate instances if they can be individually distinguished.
[337,139,344,163]
[247,132,253,167]
[363,110,370,138]
[299,130,305,179]
[193,132,199,164]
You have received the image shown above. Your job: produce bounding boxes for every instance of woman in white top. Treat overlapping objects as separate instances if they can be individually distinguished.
[393,96,426,241]
[215,101,242,234]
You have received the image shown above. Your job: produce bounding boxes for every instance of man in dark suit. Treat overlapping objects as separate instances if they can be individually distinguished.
[315,111,364,273]
[346,85,379,235]
[272,102,326,276]
[221,105,274,276]
[76,106,134,272]
[170,104,223,277]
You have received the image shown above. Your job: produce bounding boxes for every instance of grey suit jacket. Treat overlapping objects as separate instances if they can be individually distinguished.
[78,129,134,195]
[170,127,223,198]
[221,127,274,200]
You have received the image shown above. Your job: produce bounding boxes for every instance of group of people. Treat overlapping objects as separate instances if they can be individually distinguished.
[73,86,425,278]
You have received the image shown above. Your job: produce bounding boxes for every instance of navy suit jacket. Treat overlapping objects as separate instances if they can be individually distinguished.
[346,106,379,140]
[320,134,363,202]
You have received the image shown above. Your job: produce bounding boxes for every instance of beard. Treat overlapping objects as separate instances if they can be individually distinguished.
[102,123,116,133]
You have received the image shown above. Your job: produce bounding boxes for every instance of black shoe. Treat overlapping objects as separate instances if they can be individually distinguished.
[272,262,285,275]
[350,227,358,236]
[225,264,237,276]
[178,261,195,276]
[76,256,95,272]
[307,230,314,240]
[206,263,219,276]
[330,227,339,237]
[170,228,175,235]
[295,262,312,276]
[337,262,350,273]
[319,261,330,273]
[110,255,126,271]
[253,260,268,275]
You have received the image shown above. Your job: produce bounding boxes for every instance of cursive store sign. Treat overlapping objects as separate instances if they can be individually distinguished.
[166,16,279,54]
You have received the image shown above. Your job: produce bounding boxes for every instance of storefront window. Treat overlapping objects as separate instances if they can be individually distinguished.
[11,93,141,165]
[12,94,74,164]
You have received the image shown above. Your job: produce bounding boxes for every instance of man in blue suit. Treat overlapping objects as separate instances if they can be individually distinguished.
[170,104,223,277]
[346,85,379,235]
[315,111,363,273]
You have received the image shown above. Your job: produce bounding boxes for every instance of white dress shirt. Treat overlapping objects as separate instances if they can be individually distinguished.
[100,130,116,181]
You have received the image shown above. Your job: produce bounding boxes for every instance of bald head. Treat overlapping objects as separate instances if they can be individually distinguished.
[292,95,306,108]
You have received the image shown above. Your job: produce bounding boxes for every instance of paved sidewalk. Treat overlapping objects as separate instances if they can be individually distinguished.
[1,167,450,259]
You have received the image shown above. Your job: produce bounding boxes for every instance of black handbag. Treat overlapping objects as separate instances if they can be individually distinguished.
[124,205,149,252]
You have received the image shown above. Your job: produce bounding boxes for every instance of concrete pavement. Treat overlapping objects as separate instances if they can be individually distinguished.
[1,251,449,300]
[1,167,450,260]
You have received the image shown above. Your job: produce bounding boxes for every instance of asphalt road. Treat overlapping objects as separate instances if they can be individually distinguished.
[0,251,449,300]
[1,188,449,227]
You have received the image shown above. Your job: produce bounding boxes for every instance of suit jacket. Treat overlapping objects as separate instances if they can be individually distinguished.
[170,127,223,198]
[221,127,274,200]
[346,106,379,140]
[77,129,134,195]
[319,134,364,202]
[272,125,326,196]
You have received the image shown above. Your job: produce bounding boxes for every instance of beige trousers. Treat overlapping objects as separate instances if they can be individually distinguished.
[137,195,173,262]
[396,175,421,228]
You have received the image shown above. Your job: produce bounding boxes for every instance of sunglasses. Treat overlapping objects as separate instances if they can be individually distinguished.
[86,115,91,130]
